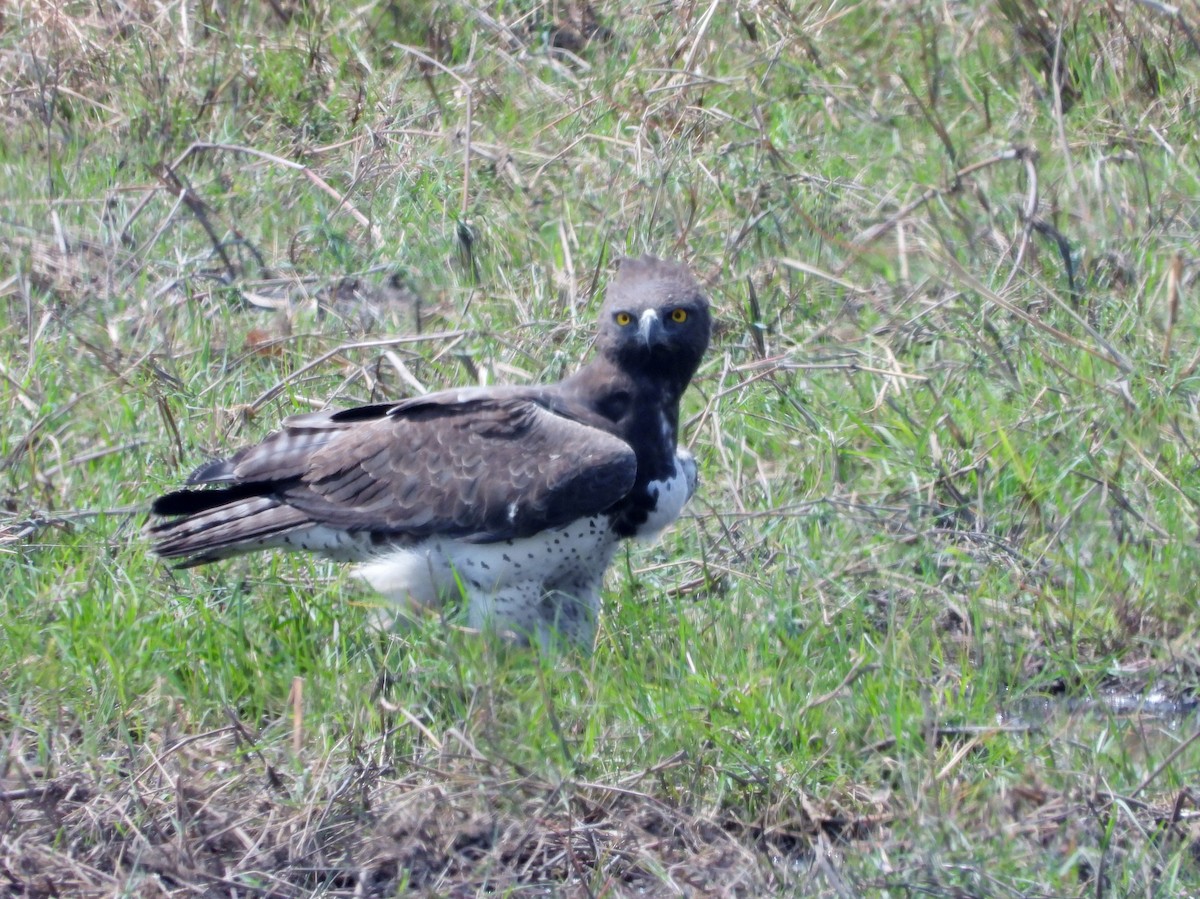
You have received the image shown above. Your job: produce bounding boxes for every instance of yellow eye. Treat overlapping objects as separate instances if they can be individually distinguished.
[670,308,688,323]
[615,312,632,326]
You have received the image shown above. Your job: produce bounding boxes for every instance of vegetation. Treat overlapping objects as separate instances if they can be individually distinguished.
[3,0,1200,894]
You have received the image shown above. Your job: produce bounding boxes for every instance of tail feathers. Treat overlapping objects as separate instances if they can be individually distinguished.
[147,494,312,567]
[186,457,237,485]
[151,482,267,517]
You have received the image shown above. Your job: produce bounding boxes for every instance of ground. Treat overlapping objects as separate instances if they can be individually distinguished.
[3,1,1200,895]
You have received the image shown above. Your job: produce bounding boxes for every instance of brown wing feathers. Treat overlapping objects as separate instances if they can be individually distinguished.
[284,398,638,538]
[148,408,367,563]
[147,393,638,564]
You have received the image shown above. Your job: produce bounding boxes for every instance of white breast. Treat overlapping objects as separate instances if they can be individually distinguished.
[634,448,698,542]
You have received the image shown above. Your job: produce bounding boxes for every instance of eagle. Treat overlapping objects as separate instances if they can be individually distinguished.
[148,255,711,650]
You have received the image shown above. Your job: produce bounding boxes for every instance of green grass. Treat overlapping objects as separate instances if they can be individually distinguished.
[4,0,1200,894]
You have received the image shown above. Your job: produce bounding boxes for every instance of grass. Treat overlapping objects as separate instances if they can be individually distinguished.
[3,0,1200,894]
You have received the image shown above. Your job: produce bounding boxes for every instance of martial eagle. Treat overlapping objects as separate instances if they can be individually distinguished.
[148,255,711,650]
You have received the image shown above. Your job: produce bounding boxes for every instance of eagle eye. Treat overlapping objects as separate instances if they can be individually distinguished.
[614,312,633,326]
[670,308,688,323]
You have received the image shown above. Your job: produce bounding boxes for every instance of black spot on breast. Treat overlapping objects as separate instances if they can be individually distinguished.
[606,480,666,538]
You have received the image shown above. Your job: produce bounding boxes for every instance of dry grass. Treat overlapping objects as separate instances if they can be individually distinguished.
[4,0,1200,895]
[3,725,772,896]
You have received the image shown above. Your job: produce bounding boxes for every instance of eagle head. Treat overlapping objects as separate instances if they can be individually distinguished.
[597,255,711,386]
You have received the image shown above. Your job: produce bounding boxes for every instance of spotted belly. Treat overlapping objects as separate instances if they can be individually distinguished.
[355,516,621,645]
[273,525,377,560]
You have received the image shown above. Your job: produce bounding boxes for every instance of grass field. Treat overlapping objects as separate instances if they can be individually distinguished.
[4,1,1200,895]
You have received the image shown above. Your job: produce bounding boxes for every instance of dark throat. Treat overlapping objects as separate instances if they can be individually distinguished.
[558,358,683,537]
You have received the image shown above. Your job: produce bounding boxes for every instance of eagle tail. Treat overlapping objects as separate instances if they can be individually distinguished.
[147,487,312,567]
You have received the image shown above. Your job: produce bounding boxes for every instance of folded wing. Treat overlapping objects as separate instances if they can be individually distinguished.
[148,391,637,565]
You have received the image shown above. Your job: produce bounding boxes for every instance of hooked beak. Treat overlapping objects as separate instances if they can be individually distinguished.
[637,309,664,347]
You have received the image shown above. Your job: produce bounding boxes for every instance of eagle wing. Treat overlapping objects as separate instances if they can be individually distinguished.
[149,390,637,563]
